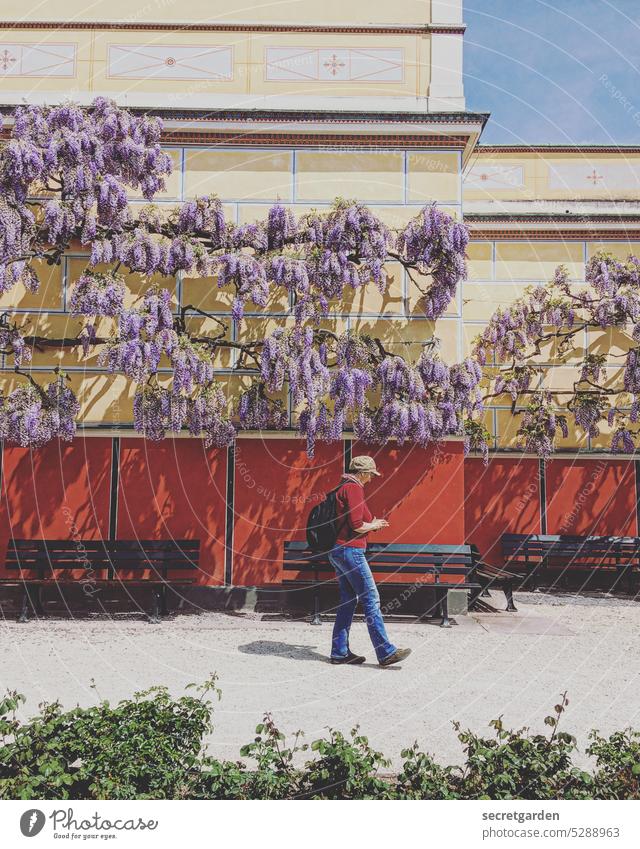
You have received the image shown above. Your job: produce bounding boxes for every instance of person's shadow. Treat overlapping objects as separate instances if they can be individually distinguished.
[237,640,399,669]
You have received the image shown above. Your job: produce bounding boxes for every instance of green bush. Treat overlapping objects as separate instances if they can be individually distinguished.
[299,728,392,799]
[0,677,221,800]
[586,728,640,799]
[395,743,460,799]
[0,681,638,800]
[452,694,593,799]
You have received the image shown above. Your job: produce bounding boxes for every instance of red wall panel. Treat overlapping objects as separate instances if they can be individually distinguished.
[350,440,465,544]
[464,457,541,566]
[232,438,344,585]
[545,458,637,536]
[0,438,112,572]
[117,438,227,585]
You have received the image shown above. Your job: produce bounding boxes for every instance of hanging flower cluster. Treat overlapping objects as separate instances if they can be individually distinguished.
[261,326,330,407]
[493,365,538,401]
[237,382,288,431]
[69,271,125,317]
[516,392,568,458]
[0,324,32,367]
[395,204,469,318]
[133,383,235,447]
[0,374,79,447]
[571,392,609,438]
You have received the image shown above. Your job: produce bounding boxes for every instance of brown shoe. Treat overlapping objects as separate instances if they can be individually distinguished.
[379,647,412,667]
[330,652,366,665]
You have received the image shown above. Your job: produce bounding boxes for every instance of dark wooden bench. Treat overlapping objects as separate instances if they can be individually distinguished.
[2,539,200,623]
[283,541,481,628]
[501,533,640,593]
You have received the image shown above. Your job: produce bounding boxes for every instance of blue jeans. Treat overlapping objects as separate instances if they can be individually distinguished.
[328,545,397,662]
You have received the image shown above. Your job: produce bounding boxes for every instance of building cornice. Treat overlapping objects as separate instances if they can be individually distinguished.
[466,211,640,239]
[0,108,487,152]
[159,131,472,148]
[466,213,640,223]
[126,108,489,126]
[466,227,640,241]
[0,20,466,35]
[478,144,640,155]
[155,109,487,141]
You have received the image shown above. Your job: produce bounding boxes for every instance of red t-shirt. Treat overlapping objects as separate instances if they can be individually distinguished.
[334,475,373,549]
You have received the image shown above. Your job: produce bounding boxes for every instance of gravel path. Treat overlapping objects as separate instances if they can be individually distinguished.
[1,593,639,770]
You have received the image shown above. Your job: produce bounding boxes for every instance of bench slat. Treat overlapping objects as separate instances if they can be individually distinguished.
[9,539,199,549]
[283,543,474,553]
[284,563,474,575]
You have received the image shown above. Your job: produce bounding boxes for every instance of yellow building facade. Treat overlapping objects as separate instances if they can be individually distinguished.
[1,0,639,451]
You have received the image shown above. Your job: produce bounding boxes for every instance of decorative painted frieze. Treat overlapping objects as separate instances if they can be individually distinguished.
[107,44,233,81]
[265,47,403,83]
[0,43,76,77]
[547,162,640,190]
[464,164,525,190]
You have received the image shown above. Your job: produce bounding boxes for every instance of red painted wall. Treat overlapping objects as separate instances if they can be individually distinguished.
[0,438,112,573]
[545,458,637,536]
[231,438,344,585]
[464,457,541,566]
[117,438,227,584]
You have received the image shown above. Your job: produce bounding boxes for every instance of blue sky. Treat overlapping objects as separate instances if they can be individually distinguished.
[464,0,640,143]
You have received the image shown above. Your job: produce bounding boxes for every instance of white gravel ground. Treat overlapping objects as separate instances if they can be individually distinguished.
[1,592,639,770]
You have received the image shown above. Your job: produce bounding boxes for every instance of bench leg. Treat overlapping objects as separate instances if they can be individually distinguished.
[310,589,322,626]
[18,585,43,622]
[435,587,451,628]
[468,584,483,610]
[147,589,162,624]
[18,587,31,623]
[525,563,540,591]
[504,580,518,612]
[627,565,635,596]
[160,584,168,617]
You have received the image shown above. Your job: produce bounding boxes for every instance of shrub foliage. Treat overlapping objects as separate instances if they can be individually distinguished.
[1,680,639,800]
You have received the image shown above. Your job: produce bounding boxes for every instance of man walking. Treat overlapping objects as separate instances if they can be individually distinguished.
[328,455,412,668]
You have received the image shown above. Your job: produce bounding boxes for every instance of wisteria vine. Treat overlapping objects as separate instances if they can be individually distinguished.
[473,253,640,456]
[2,98,637,461]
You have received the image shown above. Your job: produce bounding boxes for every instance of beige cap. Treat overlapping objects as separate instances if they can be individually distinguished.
[349,455,382,476]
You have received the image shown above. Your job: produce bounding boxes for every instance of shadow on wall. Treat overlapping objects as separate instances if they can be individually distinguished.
[464,456,541,567]
[545,458,637,538]
[464,455,638,567]
[0,438,112,573]
[116,438,228,586]
[231,439,344,586]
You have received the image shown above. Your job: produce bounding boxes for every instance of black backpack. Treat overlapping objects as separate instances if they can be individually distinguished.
[306,484,345,553]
